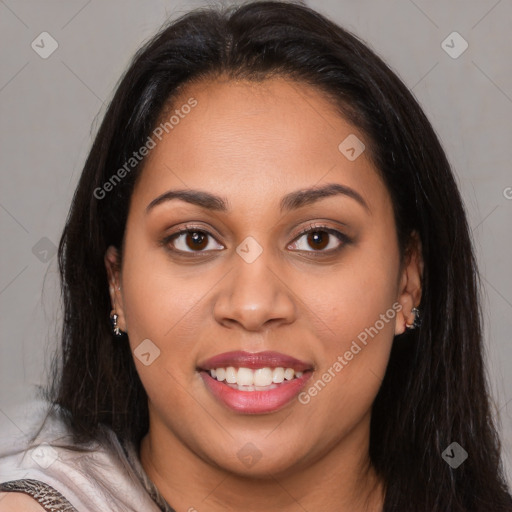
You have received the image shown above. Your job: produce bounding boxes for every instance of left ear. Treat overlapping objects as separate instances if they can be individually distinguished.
[394,231,423,335]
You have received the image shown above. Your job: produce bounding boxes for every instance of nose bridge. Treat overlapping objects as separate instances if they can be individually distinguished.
[213,238,296,331]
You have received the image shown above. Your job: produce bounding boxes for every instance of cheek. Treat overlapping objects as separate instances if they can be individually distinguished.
[294,304,396,450]
[295,235,400,415]
[119,249,208,415]
[120,226,207,342]
[118,232,208,387]
[301,273,396,390]
[300,243,400,353]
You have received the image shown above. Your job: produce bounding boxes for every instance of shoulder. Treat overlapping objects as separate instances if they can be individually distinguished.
[0,491,46,511]
[0,402,161,511]
[0,479,78,511]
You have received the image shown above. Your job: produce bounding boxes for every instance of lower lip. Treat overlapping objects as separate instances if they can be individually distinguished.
[199,371,312,414]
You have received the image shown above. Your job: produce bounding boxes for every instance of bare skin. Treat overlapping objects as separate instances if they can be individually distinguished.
[105,76,422,512]
[0,492,46,511]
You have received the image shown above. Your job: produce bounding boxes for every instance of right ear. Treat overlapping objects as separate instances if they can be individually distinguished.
[104,245,127,332]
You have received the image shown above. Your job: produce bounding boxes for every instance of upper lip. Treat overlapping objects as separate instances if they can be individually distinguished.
[198,351,313,372]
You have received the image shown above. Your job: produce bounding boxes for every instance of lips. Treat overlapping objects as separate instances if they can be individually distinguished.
[197,350,312,372]
[197,351,314,414]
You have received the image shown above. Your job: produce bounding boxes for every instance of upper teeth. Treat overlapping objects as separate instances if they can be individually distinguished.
[210,367,303,387]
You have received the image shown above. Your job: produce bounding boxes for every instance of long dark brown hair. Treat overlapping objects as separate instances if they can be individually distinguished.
[46,1,512,510]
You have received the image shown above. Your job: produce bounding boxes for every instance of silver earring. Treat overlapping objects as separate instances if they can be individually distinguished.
[110,311,124,337]
[406,307,421,330]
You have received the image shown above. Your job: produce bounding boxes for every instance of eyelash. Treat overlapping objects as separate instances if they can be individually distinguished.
[161,223,351,257]
[291,224,351,255]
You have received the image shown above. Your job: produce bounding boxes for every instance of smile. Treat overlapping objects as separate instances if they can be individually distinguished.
[198,351,313,413]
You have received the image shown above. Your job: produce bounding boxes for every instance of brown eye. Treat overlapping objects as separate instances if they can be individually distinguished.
[306,231,329,250]
[185,231,208,250]
[167,229,224,253]
[288,226,348,253]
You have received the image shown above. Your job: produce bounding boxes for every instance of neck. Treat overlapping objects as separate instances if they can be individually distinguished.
[139,413,384,512]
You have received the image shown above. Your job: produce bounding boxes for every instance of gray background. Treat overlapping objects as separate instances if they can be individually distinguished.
[1,0,511,484]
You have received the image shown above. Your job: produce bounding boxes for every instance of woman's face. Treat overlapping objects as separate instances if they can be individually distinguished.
[106,76,421,477]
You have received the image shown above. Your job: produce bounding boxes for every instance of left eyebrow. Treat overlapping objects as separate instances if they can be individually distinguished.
[280,183,370,214]
[145,182,370,214]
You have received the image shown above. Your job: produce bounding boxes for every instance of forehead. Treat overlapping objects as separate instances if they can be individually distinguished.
[132,76,389,214]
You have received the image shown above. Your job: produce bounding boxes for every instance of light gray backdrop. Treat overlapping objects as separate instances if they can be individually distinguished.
[1,0,511,484]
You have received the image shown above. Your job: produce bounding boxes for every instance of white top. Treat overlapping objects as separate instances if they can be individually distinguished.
[0,400,174,512]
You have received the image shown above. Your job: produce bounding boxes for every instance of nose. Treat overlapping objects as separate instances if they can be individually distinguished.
[213,249,297,332]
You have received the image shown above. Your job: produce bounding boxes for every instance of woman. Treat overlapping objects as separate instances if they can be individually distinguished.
[1,1,510,511]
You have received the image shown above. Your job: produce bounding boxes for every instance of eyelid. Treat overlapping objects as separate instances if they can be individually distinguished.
[161,223,225,254]
[288,223,350,253]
